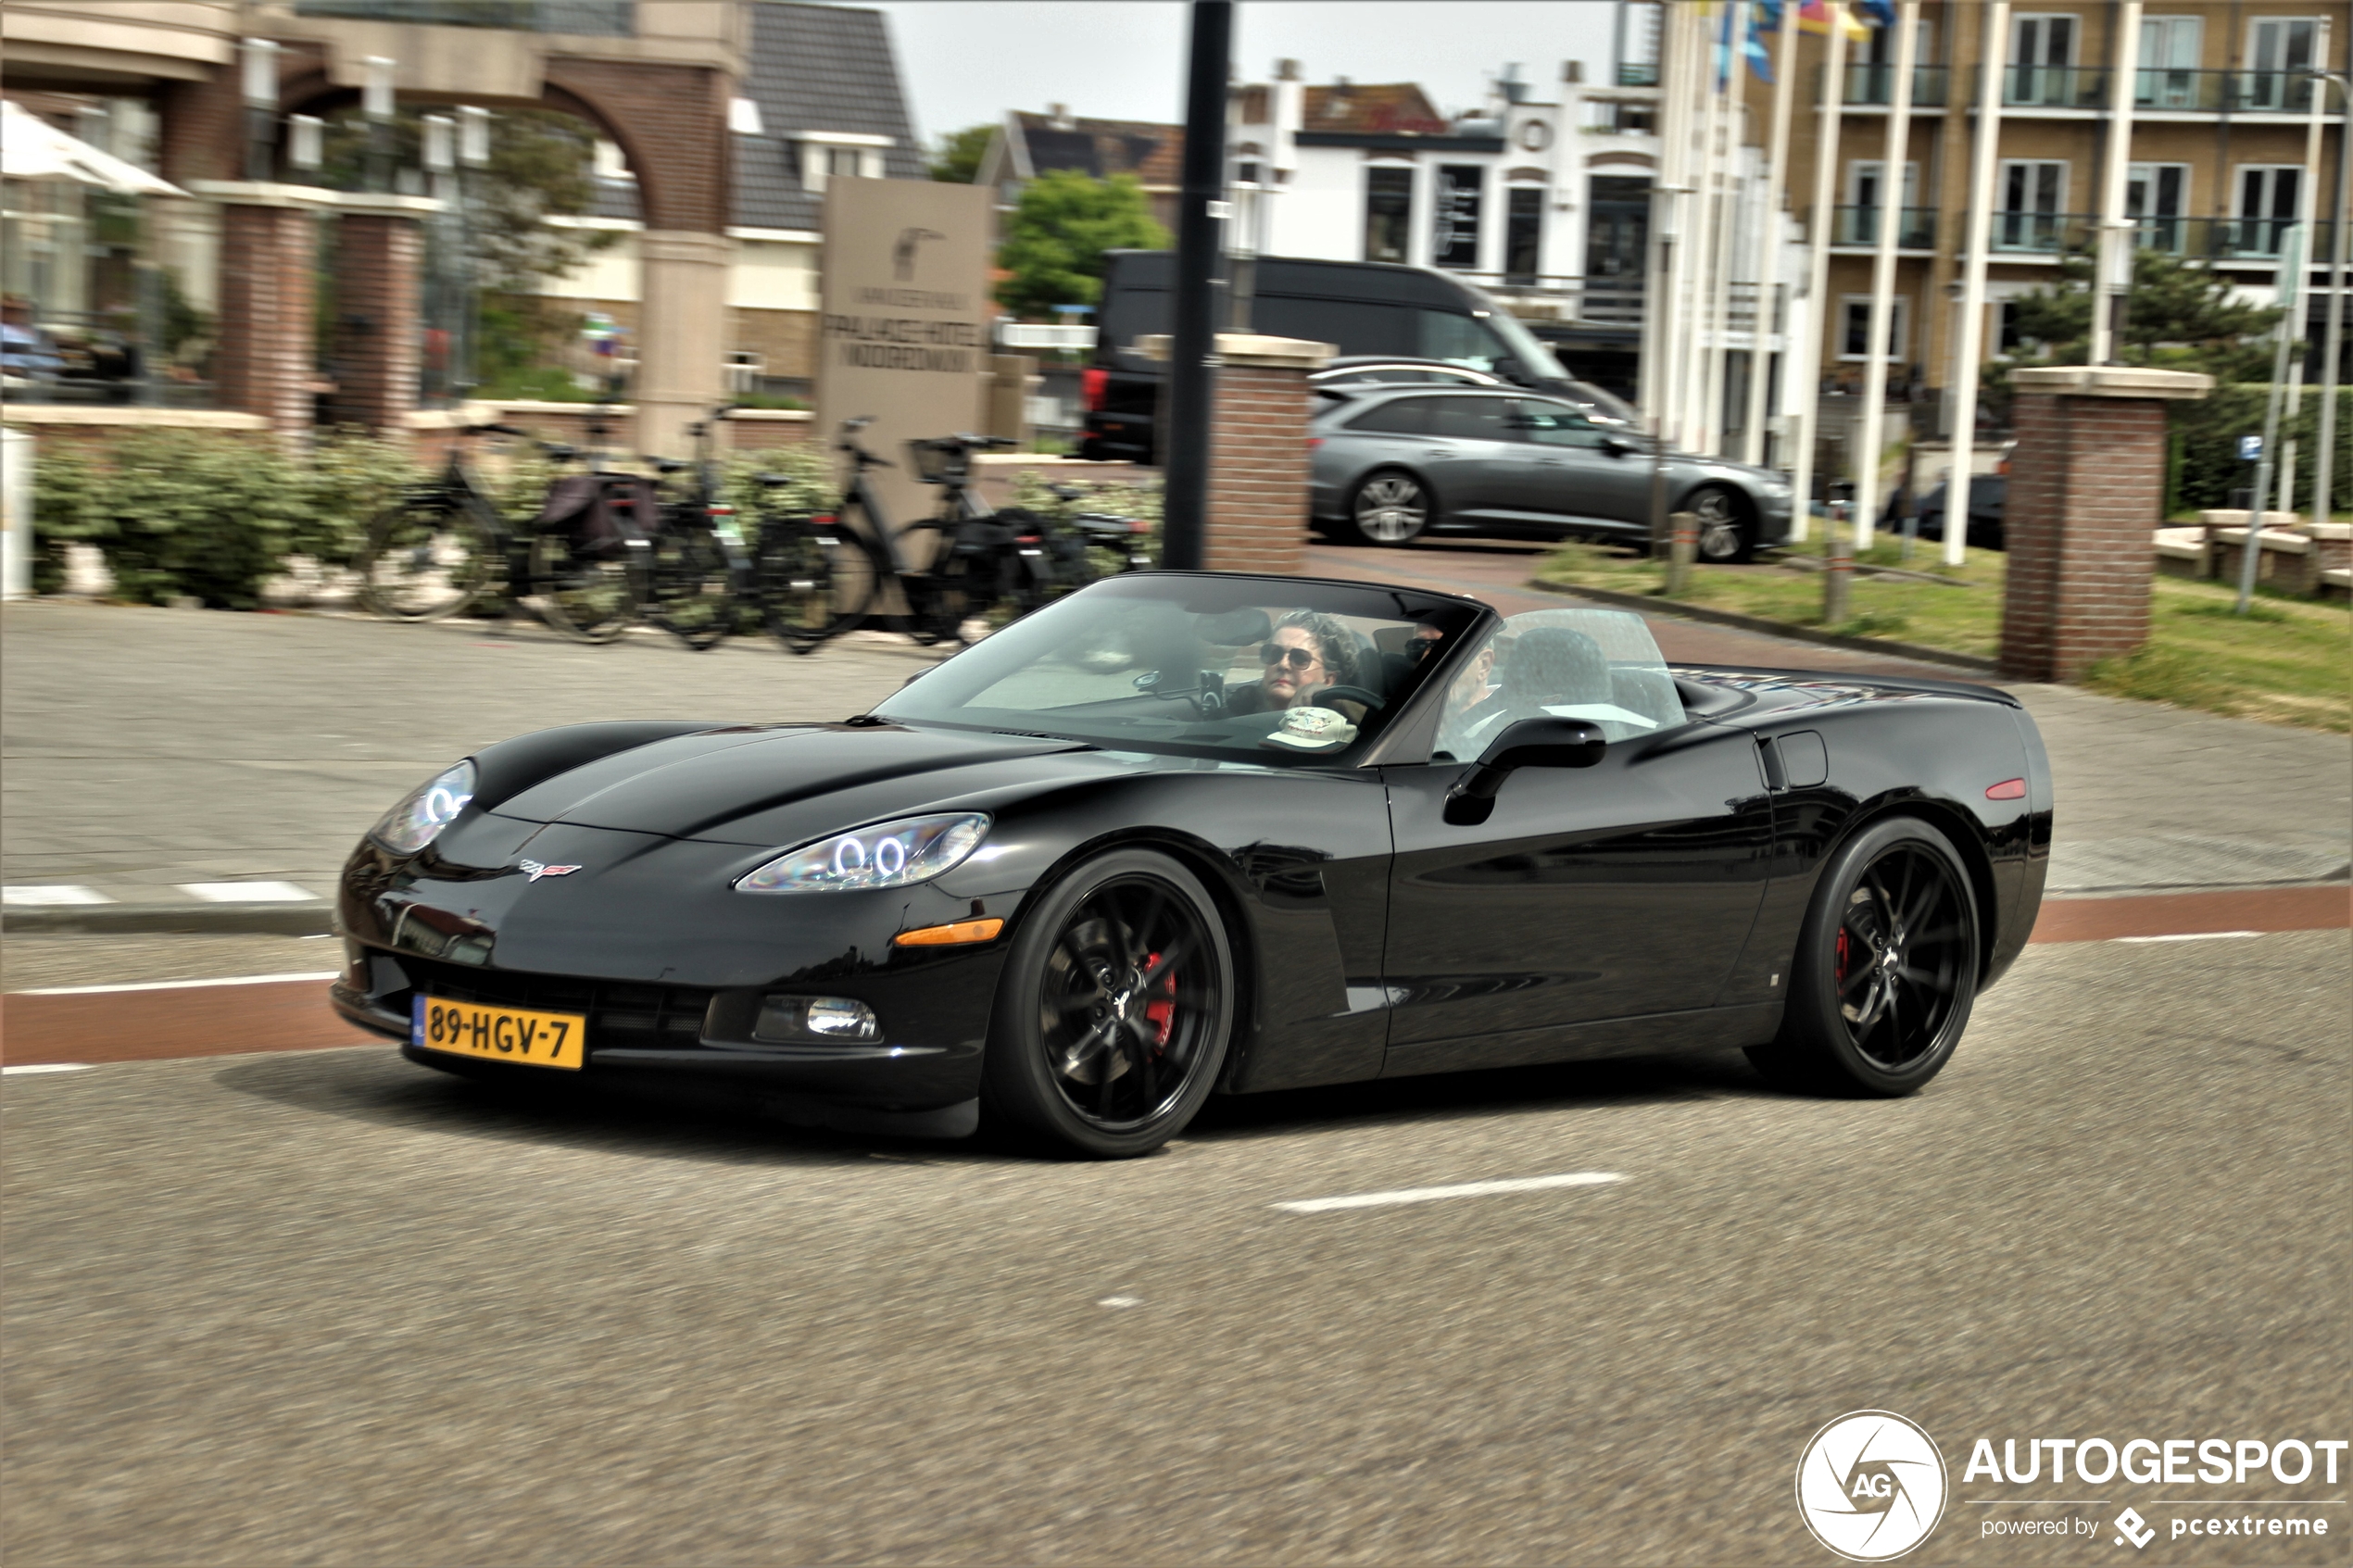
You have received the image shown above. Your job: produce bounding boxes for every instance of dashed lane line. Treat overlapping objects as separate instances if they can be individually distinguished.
[1273,1173,1625,1214]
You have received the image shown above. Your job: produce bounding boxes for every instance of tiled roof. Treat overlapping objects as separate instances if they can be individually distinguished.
[733,1,925,231]
[1010,111,1183,188]
[1302,83,1446,135]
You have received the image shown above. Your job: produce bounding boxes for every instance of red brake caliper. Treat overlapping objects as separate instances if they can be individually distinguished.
[1835,928,1850,986]
[1142,950,1176,1047]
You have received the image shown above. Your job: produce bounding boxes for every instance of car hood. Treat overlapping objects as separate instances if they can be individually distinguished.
[484,722,1102,847]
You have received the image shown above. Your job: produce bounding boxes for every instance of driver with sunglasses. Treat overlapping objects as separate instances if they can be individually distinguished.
[1228,610,1365,720]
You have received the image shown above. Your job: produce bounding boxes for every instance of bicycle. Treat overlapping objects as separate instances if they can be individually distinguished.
[780,420,1016,648]
[353,416,651,643]
[640,408,752,652]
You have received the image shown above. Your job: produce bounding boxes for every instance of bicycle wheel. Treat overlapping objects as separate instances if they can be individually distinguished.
[354,494,501,621]
[914,549,983,646]
[527,530,644,645]
[646,518,736,651]
[752,518,844,653]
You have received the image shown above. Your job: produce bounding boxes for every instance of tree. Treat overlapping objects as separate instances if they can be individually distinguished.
[2007,248,2279,379]
[930,123,996,182]
[995,170,1170,318]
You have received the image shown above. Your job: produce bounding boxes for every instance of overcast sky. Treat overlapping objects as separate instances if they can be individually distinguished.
[849,1,1624,148]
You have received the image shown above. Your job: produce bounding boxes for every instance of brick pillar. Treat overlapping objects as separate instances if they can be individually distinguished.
[328,196,437,433]
[1998,366,2212,683]
[188,182,329,439]
[1200,333,1333,574]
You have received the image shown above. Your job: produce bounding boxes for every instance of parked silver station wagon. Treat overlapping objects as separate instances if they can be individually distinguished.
[1311,385,1794,561]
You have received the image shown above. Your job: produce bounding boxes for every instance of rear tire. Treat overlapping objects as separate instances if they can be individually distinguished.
[1346,469,1431,546]
[646,519,735,651]
[755,520,845,654]
[355,495,501,621]
[981,848,1236,1158]
[527,531,642,644]
[1746,817,1980,1097]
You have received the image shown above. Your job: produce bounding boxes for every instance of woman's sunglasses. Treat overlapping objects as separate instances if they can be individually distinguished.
[1260,643,1322,671]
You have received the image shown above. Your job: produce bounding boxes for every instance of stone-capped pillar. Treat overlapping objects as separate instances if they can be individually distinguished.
[1998,366,2212,683]
[187,182,333,439]
[328,194,439,433]
[637,230,735,458]
[1139,332,1335,574]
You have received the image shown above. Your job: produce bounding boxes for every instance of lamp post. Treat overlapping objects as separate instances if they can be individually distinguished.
[2308,68,2351,529]
[456,106,490,398]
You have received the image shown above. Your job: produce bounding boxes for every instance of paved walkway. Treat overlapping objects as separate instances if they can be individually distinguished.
[2,576,2346,923]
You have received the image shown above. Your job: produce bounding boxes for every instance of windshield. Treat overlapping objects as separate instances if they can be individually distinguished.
[1451,282,1570,383]
[875,575,1486,763]
[1434,608,1689,760]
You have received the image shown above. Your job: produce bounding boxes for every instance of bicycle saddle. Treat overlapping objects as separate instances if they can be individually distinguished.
[1047,483,1084,502]
[648,458,689,476]
[540,442,576,461]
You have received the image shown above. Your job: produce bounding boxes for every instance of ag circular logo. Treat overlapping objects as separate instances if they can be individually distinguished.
[1795,1411,1948,1561]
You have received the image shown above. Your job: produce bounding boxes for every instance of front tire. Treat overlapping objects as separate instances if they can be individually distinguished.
[1347,470,1431,546]
[1747,817,1980,1097]
[982,849,1236,1158]
[1687,484,1753,563]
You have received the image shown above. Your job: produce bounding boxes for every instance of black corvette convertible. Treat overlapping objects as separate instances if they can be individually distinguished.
[333,572,2052,1157]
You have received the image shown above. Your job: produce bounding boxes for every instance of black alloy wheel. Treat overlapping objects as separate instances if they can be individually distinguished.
[1688,484,1753,564]
[1348,470,1430,546]
[983,848,1235,1158]
[1748,817,1980,1097]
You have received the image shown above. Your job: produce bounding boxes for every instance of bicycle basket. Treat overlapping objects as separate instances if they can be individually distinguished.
[906,438,969,486]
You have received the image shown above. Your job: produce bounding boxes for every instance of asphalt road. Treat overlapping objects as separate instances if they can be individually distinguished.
[5,930,2346,1565]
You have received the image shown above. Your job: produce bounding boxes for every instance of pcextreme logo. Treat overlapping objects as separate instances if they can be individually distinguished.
[1796,1411,1950,1562]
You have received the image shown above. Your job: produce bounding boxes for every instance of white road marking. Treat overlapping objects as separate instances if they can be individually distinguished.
[1273,1172,1626,1214]
[3,1064,93,1075]
[2112,930,2263,944]
[2,885,114,907]
[178,882,318,904]
[16,972,337,997]
[1096,1297,1143,1309]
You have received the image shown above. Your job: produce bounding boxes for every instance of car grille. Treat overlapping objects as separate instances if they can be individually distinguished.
[390,954,714,1054]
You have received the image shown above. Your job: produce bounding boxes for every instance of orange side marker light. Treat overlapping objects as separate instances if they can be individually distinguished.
[893,918,1005,947]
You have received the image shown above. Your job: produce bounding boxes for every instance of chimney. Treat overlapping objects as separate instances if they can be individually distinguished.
[1277,57,1301,82]
[1563,60,1584,84]
[1049,102,1074,130]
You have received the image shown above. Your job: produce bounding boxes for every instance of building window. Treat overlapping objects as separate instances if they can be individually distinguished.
[2137,15,2204,107]
[2127,162,2190,252]
[2234,165,2302,257]
[1839,295,1909,361]
[1995,159,2068,250]
[1433,164,1483,270]
[2007,13,2080,106]
[1504,188,1543,285]
[2243,18,2321,111]
[802,142,883,194]
[1365,166,1413,264]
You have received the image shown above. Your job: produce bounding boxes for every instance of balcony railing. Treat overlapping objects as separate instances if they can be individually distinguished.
[1833,62,1951,107]
[292,0,634,33]
[1616,62,1660,87]
[1977,64,2327,113]
[1974,213,2342,261]
[1831,206,1938,248]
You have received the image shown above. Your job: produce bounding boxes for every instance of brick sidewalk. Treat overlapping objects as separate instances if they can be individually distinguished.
[4,586,2346,924]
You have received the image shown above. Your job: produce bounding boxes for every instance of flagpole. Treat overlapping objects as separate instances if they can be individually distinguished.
[1789,4,1851,545]
[1944,0,2008,568]
[1743,0,1799,467]
[1685,9,1726,453]
[1665,1,1705,451]
[1853,0,1917,551]
[2281,15,2329,521]
[2090,1,2144,367]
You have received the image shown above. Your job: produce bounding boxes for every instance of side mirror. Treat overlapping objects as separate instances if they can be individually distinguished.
[1601,433,1637,458]
[1443,717,1604,825]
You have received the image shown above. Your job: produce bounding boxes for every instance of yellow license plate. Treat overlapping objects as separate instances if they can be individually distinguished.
[410,995,586,1070]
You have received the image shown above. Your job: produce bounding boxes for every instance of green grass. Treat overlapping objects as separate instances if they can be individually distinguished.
[1532,540,2350,733]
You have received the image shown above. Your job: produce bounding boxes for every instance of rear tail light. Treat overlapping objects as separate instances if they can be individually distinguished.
[813,514,837,527]
[708,505,735,518]
[1081,368,1108,411]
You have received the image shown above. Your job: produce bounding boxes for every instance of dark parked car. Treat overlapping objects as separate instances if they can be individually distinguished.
[1312,384,1794,558]
[1080,253,1604,463]
[1907,476,2007,551]
[333,572,2049,1160]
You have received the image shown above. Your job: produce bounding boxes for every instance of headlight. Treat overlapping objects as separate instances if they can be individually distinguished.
[371,759,477,855]
[736,812,989,895]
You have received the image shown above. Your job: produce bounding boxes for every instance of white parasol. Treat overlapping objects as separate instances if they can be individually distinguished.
[2,99,186,196]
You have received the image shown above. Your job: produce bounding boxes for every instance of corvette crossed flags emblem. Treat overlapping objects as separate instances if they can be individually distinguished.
[518,859,582,883]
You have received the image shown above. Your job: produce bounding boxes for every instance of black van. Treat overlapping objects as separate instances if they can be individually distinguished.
[1079,253,1595,463]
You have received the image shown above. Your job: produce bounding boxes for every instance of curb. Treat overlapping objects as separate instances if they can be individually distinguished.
[4,904,334,937]
[1523,579,2001,674]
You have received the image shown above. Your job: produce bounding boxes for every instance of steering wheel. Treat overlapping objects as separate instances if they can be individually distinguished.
[1310,684,1387,712]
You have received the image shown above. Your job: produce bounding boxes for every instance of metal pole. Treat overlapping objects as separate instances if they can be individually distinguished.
[1159,0,1231,573]
[2311,69,2350,526]
[2239,225,2305,611]
[2090,3,2143,365]
[1944,1,2010,567]
[1853,2,1918,551]
[1743,0,1799,468]
[2280,19,2330,521]
[1693,5,1730,455]
[1664,3,1706,451]
[1789,4,1850,545]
